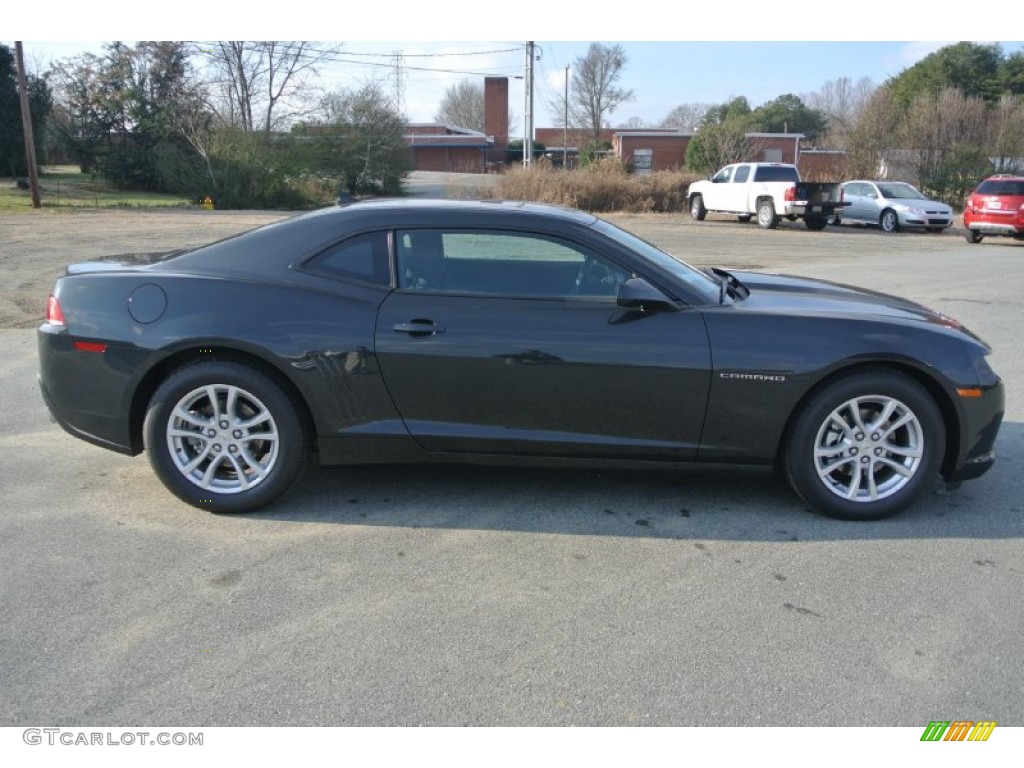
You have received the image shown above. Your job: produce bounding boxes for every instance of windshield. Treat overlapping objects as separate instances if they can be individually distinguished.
[877,183,926,200]
[591,219,720,303]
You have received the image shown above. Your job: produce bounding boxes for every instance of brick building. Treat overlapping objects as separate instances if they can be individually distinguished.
[404,77,509,173]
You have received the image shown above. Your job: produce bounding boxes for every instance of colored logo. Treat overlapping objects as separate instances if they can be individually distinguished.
[920,721,996,741]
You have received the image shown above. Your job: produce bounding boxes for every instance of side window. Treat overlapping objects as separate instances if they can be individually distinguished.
[712,167,733,183]
[396,229,632,299]
[733,165,750,183]
[305,231,390,286]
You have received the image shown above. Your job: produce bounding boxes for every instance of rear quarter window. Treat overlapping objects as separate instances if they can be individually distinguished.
[304,231,391,286]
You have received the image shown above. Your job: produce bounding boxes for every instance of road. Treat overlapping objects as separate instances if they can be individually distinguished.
[1,206,1022,726]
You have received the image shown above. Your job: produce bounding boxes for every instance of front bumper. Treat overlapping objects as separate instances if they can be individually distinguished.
[944,378,1004,483]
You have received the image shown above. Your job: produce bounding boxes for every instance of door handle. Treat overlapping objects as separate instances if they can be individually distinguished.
[392,320,445,337]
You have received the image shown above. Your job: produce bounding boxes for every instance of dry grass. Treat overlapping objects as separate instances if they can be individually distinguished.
[487,159,702,213]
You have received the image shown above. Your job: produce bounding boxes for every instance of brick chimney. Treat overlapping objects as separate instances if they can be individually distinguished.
[484,77,508,153]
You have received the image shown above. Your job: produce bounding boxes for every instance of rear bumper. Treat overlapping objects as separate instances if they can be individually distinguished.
[38,324,141,456]
[965,222,1024,236]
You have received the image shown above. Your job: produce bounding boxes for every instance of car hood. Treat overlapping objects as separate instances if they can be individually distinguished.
[726,270,986,343]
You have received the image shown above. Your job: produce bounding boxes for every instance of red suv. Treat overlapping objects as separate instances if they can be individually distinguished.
[963,174,1024,243]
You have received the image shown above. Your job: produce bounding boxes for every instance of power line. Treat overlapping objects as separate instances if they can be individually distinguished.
[304,45,523,59]
[195,42,525,79]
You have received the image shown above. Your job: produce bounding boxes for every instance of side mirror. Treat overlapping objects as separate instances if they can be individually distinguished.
[616,277,675,311]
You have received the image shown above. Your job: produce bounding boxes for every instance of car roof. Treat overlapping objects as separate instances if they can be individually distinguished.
[156,199,601,276]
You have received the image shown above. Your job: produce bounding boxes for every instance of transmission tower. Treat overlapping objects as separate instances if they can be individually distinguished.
[390,51,407,117]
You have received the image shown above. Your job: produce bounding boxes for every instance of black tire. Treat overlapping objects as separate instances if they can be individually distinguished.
[783,370,944,521]
[757,200,779,229]
[144,361,308,513]
[738,214,752,223]
[964,229,984,244]
[879,209,900,233]
[690,194,707,221]
[804,217,828,231]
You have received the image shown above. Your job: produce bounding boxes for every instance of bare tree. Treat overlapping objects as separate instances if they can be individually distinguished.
[199,41,342,133]
[804,76,875,148]
[844,87,901,178]
[618,116,647,129]
[660,103,710,131]
[988,94,1024,172]
[564,43,634,143]
[434,80,484,131]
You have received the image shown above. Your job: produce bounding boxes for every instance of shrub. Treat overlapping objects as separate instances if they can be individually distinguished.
[489,159,701,213]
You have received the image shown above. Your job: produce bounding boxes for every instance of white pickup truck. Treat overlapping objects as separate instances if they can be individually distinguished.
[688,162,846,231]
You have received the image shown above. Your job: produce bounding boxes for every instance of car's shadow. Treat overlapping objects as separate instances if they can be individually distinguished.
[243,422,1023,543]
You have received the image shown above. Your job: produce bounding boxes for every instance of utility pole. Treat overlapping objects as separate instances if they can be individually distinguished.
[563,65,569,169]
[14,42,41,209]
[523,41,534,167]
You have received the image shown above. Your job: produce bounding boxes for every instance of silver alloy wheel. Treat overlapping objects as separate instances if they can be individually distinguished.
[166,384,280,494]
[880,210,899,232]
[757,201,776,228]
[812,394,923,502]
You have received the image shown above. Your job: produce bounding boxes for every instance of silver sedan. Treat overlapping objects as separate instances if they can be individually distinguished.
[838,180,954,233]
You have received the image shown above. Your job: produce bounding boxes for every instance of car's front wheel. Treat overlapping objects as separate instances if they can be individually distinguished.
[879,209,900,233]
[144,361,308,513]
[783,371,944,520]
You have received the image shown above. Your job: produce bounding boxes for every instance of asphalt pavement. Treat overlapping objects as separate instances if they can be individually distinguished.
[1,225,1022,726]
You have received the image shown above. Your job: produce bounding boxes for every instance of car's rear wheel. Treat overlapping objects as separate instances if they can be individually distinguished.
[144,361,307,513]
[965,229,984,244]
[757,200,779,229]
[690,195,707,221]
[784,371,944,520]
[879,209,900,233]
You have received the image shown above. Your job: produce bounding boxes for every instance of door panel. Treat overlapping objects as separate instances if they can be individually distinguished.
[375,292,712,459]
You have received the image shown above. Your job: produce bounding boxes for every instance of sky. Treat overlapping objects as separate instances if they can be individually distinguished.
[8,5,1024,134]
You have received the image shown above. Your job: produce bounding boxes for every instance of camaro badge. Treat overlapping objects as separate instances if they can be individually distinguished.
[719,372,787,382]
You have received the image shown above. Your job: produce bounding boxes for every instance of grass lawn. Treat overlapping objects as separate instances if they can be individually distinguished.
[0,165,191,212]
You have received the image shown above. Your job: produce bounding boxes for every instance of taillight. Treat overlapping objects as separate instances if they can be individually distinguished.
[785,186,796,202]
[840,187,845,203]
[46,294,65,326]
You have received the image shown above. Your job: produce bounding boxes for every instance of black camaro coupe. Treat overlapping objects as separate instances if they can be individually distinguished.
[38,200,1003,520]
